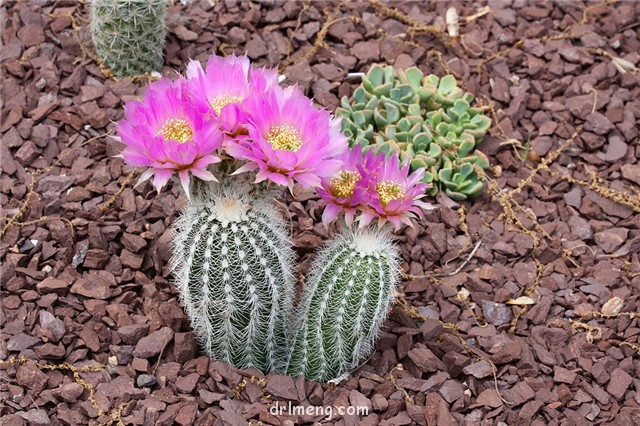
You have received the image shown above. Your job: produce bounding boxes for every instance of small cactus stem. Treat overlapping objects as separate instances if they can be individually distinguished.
[90,0,167,77]
[287,226,401,383]
[171,180,296,373]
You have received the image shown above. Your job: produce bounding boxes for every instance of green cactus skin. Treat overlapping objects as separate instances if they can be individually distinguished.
[171,182,296,374]
[90,0,167,77]
[337,65,491,200]
[287,227,400,383]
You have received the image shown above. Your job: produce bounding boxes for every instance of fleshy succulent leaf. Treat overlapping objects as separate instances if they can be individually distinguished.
[438,75,457,94]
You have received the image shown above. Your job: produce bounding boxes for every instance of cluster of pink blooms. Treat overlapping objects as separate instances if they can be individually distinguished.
[117,54,430,229]
[317,145,431,229]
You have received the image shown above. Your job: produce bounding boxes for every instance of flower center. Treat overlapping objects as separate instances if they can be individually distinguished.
[210,94,243,115]
[376,181,406,206]
[267,125,303,151]
[158,118,193,144]
[330,170,361,198]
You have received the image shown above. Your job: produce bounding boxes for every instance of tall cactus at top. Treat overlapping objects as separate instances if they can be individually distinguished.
[171,181,296,373]
[90,0,167,77]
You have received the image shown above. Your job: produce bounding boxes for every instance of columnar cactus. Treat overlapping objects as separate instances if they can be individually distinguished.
[336,65,491,200]
[287,227,400,383]
[90,0,167,77]
[171,182,296,373]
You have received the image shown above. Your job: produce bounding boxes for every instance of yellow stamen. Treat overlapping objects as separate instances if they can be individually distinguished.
[376,181,405,206]
[330,170,361,198]
[210,94,243,115]
[158,118,193,144]
[267,125,303,151]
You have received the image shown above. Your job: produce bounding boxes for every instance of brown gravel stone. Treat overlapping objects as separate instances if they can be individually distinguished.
[17,24,45,46]
[476,389,503,408]
[175,373,199,394]
[425,392,457,426]
[173,332,197,363]
[70,276,112,299]
[594,228,628,253]
[117,323,150,345]
[481,301,513,326]
[584,112,615,135]
[36,277,71,295]
[621,164,640,185]
[18,409,50,426]
[174,403,198,425]
[462,360,493,379]
[606,368,633,400]
[502,382,535,406]
[265,375,298,401]
[408,347,447,373]
[53,382,85,402]
[133,327,174,359]
[14,141,40,164]
[351,40,380,63]
[16,362,48,393]
[553,366,577,384]
[439,380,464,404]
[7,333,41,351]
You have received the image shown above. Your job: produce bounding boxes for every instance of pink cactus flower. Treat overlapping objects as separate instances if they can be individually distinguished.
[117,77,223,197]
[185,54,278,136]
[226,87,348,189]
[359,150,432,230]
[317,144,369,227]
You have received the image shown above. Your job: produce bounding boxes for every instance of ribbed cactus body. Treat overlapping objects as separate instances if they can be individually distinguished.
[90,0,166,77]
[171,183,296,374]
[287,228,400,382]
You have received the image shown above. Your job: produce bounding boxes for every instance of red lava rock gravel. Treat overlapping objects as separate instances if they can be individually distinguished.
[1,0,639,425]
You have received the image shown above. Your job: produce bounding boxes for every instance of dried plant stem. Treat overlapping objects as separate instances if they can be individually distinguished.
[0,357,127,426]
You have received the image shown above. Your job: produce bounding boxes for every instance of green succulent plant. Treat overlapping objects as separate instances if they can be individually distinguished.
[337,65,491,200]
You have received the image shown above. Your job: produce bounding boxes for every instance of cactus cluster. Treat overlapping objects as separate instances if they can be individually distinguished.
[117,53,433,383]
[90,0,167,77]
[286,228,400,382]
[171,182,296,373]
[336,65,491,201]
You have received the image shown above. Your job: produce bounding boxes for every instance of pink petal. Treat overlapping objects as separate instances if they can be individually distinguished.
[136,169,155,187]
[232,162,259,175]
[152,170,173,193]
[255,169,291,187]
[358,211,376,228]
[322,203,341,227]
[178,170,191,199]
[191,168,217,182]
[344,209,356,227]
[400,215,415,229]
[293,172,321,188]
[413,200,435,210]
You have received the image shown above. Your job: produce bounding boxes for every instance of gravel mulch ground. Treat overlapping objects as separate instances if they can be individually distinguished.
[1,1,639,425]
